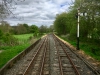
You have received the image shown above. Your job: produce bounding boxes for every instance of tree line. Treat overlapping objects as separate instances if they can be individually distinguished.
[0,21,53,34]
[0,21,53,46]
[54,0,100,44]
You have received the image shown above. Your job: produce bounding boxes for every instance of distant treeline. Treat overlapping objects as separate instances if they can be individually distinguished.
[0,21,54,46]
[0,21,54,35]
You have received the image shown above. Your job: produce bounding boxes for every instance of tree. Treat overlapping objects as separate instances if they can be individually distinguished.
[72,0,100,41]
[30,25,38,33]
[39,25,49,34]
[0,0,13,20]
[49,25,54,32]
[0,0,25,22]
[54,12,75,35]
[23,23,30,33]
[30,25,39,37]
[54,12,67,35]
[0,28,17,46]
[0,29,3,39]
[14,23,27,34]
[0,21,12,33]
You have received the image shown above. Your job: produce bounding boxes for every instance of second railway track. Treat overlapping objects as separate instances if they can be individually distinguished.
[22,36,50,75]
[0,34,100,75]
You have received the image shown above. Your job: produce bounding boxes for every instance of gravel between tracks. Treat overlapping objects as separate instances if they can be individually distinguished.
[49,35,58,75]
[2,34,100,75]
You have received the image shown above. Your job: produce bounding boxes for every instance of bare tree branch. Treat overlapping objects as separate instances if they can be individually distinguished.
[0,0,24,22]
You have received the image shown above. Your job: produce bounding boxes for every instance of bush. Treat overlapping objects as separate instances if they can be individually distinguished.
[29,36,33,40]
[2,33,18,46]
[0,30,3,39]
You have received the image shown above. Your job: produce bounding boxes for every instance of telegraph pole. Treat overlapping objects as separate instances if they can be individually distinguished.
[77,8,80,50]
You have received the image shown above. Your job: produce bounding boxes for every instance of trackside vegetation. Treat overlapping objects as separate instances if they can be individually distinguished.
[0,43,29,68]
[54,0,100,61]
[0,34,34,68]
[60,36,100,61]
[0,23,53,68]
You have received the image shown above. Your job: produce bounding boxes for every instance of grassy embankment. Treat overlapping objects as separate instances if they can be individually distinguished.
[60,36,100,61]
[0,34,36,68]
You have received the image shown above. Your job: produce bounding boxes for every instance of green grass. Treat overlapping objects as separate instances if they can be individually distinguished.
[0,34,34,68]
[60,36,100,61]
[0,43,30,68]
[80,43,100,60]
[14,33,33,41]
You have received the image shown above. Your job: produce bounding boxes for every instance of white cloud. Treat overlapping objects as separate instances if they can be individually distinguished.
[4,0,74,26]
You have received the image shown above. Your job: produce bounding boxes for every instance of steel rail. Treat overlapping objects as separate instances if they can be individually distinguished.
[23,37,47,75]
[53,36,64,75]
[77,54,100,75]
[54,35,81,75]
[53,34,100,75]
[39,37,48,75]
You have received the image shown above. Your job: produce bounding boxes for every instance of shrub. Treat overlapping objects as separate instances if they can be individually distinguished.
[2,33,18,46]
[0,30,3,39]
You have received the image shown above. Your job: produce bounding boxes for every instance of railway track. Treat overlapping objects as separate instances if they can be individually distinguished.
[53,34,100,75]
[0,34,100,75]
[23,37,48,75]
[53,36,80,75]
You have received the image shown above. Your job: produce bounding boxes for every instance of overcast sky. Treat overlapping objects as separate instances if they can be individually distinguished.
[5,0,74,27]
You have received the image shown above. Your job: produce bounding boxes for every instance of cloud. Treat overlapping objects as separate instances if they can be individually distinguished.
[4,0,74,26]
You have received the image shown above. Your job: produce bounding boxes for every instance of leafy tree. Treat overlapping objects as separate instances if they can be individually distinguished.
[0,29,3,39]
[54,12,69,35]
[23,23,30,33]
[39,25,49,34]
[53,0,100,43]
[2,32,18,45]
[49,25,54,32]
[30,25,39,33]
[30,25,39,37]
[54,11,77,36]
[71,0,100,41]
[0,21,12,33]
[14,23,27,34]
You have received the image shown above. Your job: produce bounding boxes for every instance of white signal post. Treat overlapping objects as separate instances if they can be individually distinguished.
[77,8,80,50]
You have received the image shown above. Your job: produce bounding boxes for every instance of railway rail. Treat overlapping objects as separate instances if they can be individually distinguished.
[23,37,48,75]
[0,34,100,75]
[53,36,80,75]
[53,34,100,75]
